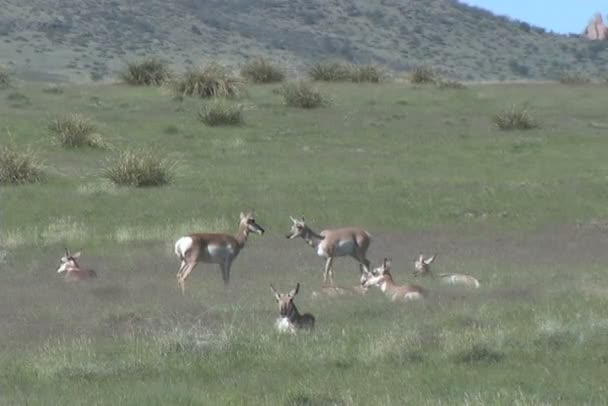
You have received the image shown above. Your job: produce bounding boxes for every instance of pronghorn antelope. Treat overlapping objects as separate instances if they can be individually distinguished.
[311,272,370,299]
[438,273,481,288]
[285,216,372,285]
[270,283,315,334]
[363,258,427,301]
[174,211,265,294]
[414,253,436,278]
[415,252,480,288]
[56,248,97,281]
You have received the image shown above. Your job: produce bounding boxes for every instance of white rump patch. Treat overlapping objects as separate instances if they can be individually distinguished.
[175,236,193,259]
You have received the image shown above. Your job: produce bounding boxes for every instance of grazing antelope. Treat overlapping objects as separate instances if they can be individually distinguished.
[285,216,371,285]
[174,211,265,294]
[438,273,481,288]
[414,253,436,278]
[270,283,315,334]
[56,248,97,281]
[363,258,427,301]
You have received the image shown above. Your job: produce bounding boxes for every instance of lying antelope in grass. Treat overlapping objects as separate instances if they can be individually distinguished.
[270,283,315,334]
[285,216,372,285]
[414,253,480,288]
[363,258,427,301]
[174,211,265,294]
[311,272,370,299]
[56,248,97,281]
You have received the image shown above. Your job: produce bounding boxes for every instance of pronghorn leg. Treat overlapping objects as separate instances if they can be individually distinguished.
[352,252,370,274]
[220,259,232,286]
[324,257,334,285]
[177,260,187,280]
[178,262,198,295]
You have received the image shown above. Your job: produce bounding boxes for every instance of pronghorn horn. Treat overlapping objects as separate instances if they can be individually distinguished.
[64,247,70,256]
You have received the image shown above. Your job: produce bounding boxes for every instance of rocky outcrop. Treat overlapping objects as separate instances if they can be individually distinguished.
[584,13,608,40]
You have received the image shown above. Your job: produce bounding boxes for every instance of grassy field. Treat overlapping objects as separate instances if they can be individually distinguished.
[2,80,608,404]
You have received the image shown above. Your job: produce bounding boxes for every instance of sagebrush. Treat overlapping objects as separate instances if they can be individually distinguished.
[169,63,244,98]
[559,71,591,85]
[120,58,172,86]
[411,65,438,84]
[279,81,328,108]
[308,61,353,82]
[0,145,43,184]
[198,99,244,126]
[493,104,538,131]
[103,150,175,187]
[0,65,12,89]
[48,114,107,148]
[240,57,285,84]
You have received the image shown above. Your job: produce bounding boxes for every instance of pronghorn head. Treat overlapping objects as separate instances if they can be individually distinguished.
[239,210,265,235]
[57,247,81,274]
[270,283,300,317]
[285,216,309,239]
[414,253,436,277]
[363,258,392,288]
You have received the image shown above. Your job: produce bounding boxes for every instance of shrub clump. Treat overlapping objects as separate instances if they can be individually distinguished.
[0,65,12,89]
[493,104,539,131]
[350,64,386,83]
[240,57,285,84]
[279,81,328,109]
[308,60,353,82]
[410,65,437,84]
[169,63,244,98]
[437,79,466,89]
[120,58,172,86]
[103,150,175,187]
[0,145,44,185]
[198,99,244,126]
[48,114,107,148]
[559,71,591,85]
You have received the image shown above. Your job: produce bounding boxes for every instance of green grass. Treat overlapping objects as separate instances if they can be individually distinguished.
[197,99,244,126]
[2,81,608,404]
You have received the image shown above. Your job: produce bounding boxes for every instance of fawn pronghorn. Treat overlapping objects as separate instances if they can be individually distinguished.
[414,253,480,288]
[174,211,265,294]
[56,248,97,281]
[414,253,436,278]
[363,258,427,301]
[270,283,315,334]
[285,216,371,285]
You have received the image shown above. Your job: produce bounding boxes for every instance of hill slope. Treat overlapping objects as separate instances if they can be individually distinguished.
[1,0,608,82]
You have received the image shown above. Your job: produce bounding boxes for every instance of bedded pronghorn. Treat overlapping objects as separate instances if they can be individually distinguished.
[285,216,371,285]
[413,253,436,278]
[363,258,427,301]
[270,282,315,334]
[174,211,265,294]
[311,272,371,299]
[414,252,480,288]
[56,248,97,281]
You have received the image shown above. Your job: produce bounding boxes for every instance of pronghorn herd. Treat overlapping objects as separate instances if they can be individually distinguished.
[56,210,481,335]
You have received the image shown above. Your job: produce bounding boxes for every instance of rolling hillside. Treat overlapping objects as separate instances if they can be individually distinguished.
[1,0,607,82]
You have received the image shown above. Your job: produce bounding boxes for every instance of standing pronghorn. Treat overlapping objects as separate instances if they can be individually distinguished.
[270,282,315,334]
[363,258,427,301]
[285,216,371,285]
[414,252,480,288]
[56,248,97,281]
[174,211,265,294]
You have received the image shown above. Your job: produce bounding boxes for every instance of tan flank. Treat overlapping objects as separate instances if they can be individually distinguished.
[285,216,372,285]
[363,258,427,301]
[56,248,97,281]
[270,282,315,334]
[174,211,265,294]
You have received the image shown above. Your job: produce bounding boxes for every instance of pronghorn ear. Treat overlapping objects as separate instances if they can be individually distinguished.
[290,216,297,223]
[424,255,436,265]
[300,216,305,223]
[240,212,245,219]
[289,282,300,298]
[60,256,68,263]
[270,284,280,301]
[383,258,392,269]
[72,252,81,259]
